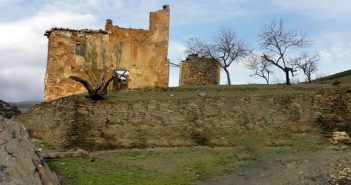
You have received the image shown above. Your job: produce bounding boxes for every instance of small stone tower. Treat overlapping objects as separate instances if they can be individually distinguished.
[179,54,220,86]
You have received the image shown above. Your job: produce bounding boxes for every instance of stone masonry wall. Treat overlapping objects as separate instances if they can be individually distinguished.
[180,54,220,86]
[15,89,351,150]
[44,5,170,101]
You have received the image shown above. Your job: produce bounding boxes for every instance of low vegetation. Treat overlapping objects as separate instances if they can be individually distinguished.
[85,83,339,102]
[315,69,351,84]
[46,131,325,185]
[24,72,351,184]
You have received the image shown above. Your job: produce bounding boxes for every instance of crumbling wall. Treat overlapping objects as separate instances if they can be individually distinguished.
[179,54,220,86]
[44,5,170,101]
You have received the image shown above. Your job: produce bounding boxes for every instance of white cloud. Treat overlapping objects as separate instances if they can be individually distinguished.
[0,0,173,101]
[168,41,187,63]
[0,67,43,101]
[0,11,95,50]
[169,68,180,87]
[1,0,350,101]
[0,4,97,101]
[315,32,351,65]
[167,41,186,87]
[310,31,351,75]
[221,62,250,84]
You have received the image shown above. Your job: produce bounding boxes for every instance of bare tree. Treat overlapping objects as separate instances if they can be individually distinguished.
[294,52,319,83]
[70,73,116,100]
[259,19,309,85]
[186,27,250,85]
[247,54,273,84]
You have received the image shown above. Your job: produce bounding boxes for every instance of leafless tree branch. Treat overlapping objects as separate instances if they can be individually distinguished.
[186,26,251,85]
[259,18,309,85]
[294,52,319,83]
[248,54,273,84]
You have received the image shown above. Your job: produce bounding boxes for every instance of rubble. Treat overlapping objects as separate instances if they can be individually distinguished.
[330,131,351,144]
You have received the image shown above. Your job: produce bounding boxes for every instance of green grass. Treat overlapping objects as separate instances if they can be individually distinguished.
[82,83,336,102]
[65,69,351,102]
[313,69,351,85]
[46,131,325,185]
[46,147,258,185]
[315,69,351,82]
[45,82,338,185]
[47,157,156,185]
[39,141,56,150]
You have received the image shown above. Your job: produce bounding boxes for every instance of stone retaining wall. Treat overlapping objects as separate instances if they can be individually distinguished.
[15,89,351,150]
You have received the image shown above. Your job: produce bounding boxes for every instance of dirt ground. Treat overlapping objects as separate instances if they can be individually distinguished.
[200,144,351,185]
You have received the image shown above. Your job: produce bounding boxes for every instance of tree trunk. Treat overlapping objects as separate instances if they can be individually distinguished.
[70,73,116,100]
[223,67,231,85]
[308,75,311,84]
[285,69,291,85]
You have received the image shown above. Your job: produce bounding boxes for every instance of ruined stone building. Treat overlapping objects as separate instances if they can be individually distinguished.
[44,5,170,101]
[179,54,220,86]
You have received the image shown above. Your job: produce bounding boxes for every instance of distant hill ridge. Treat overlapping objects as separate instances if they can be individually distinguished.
[9,101,41,112]
[0,99,21,118]
[315,69,351,84]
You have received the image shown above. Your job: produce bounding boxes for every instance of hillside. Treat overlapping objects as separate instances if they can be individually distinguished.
[14,83,351,185]
[9,101,41,112]
[314,69,351,85]
[0,99,20,118]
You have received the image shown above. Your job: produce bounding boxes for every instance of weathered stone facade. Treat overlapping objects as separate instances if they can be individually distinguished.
[44,5,170,101]
[179,54,220,86]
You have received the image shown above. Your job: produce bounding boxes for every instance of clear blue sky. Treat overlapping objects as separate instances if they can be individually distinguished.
[0,0,350,101]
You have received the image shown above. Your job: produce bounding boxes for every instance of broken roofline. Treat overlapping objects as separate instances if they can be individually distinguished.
[44,4,170,37]
[44,28,107,37]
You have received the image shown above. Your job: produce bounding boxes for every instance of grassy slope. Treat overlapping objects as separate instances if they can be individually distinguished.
[46,131,324,185]
[314,69,351,85]
[98,68,351,102]
[43,70,351,184]
[84,83,336,102]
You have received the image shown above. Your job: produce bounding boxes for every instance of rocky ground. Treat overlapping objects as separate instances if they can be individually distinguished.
[0,116,59,185]
[0,100,20,119]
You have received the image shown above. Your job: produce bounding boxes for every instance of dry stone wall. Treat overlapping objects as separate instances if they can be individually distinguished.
[180,54,220,86]
[15,89,351,150]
